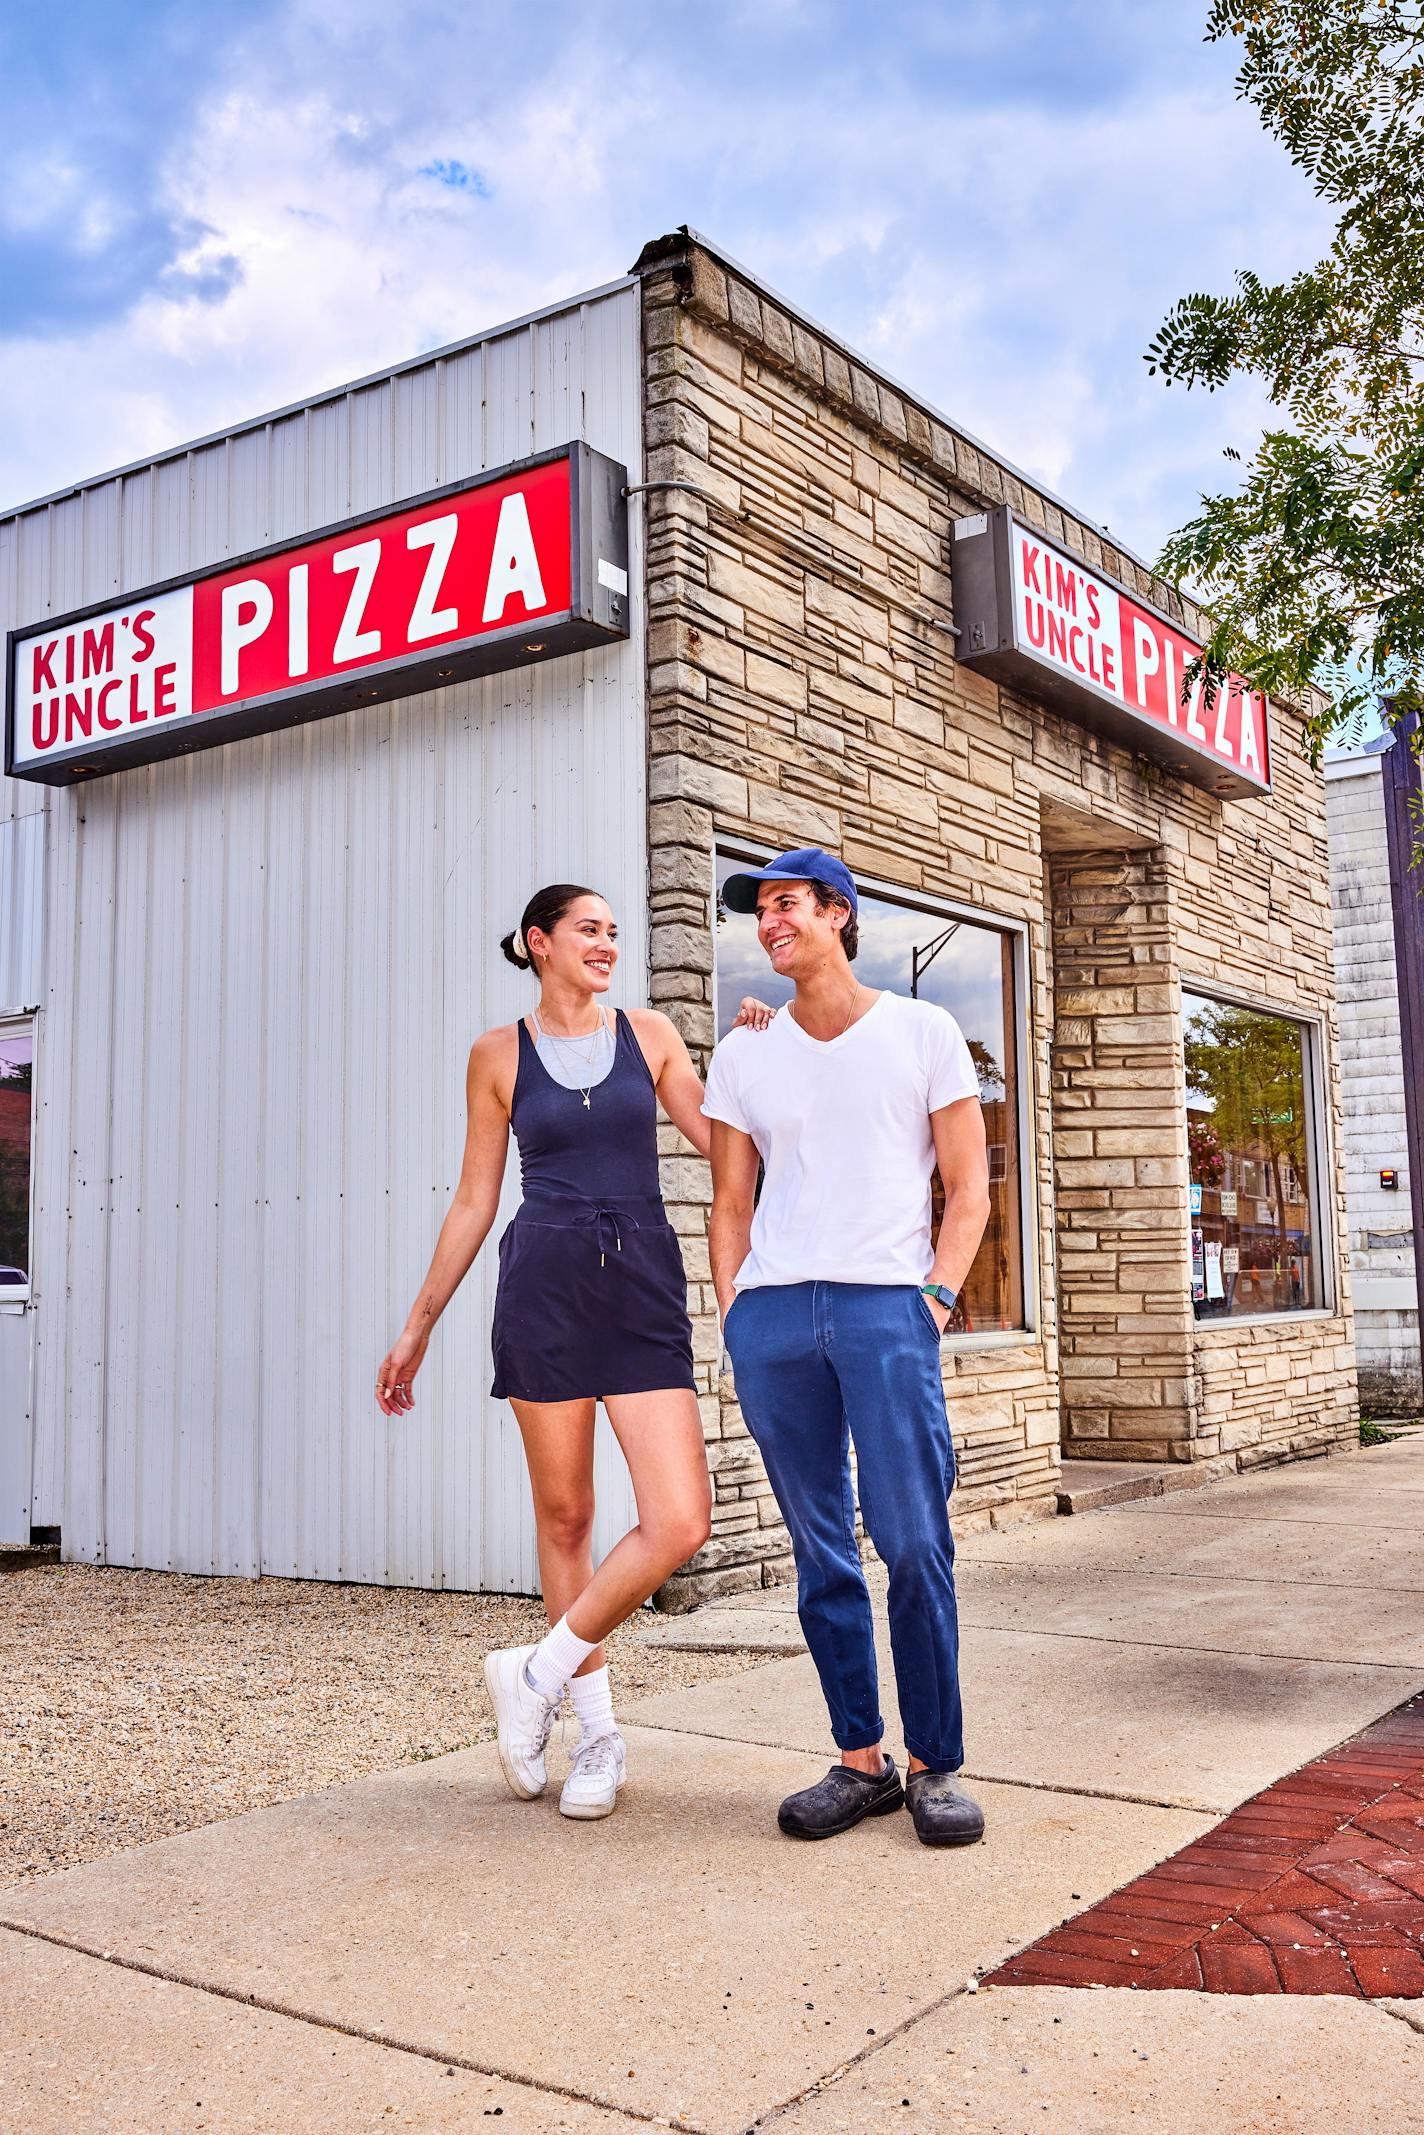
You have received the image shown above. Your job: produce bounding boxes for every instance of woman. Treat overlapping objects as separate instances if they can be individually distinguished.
[377,883,768,1821]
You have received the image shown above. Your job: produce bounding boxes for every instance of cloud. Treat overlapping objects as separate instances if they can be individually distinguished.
[0,0,283,336]
[0,0,1332,567]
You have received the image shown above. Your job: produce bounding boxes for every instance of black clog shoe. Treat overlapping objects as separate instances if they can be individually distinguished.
[777,1756,905,1839]
[904,1769,986,1847]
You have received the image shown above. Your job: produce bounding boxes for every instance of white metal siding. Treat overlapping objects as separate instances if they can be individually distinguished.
[0,283,647,1588]
[0,513,45,1538]
[1325,753,1420,1401]
[0,811,44,1011]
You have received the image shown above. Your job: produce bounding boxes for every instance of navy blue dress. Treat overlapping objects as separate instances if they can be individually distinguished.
[489,1011,698,1402]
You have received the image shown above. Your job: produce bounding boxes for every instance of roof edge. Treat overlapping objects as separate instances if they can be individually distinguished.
[631,225,1332,725]
[632,225,1149,584]
[2,274,639,523]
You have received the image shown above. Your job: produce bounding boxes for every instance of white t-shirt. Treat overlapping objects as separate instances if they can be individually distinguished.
[701,990,981,1288]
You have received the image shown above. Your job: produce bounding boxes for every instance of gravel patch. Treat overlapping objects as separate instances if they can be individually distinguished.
[0,1563,771,1888]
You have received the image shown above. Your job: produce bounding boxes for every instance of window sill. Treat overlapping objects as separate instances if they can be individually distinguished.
[945,1329,1040,1354]
[1192,1308,1340,1337]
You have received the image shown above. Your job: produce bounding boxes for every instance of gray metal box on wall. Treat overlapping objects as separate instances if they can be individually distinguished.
[0,278,647,1590]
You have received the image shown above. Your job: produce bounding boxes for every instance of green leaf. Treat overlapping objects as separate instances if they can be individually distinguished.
[1152,1,1424,821]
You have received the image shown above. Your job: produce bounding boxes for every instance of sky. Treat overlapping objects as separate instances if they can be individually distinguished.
[0,0,1330,581]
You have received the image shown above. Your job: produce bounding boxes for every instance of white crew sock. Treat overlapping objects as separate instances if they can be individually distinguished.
[525,1614,598,1701]
[567,1664,617,1744]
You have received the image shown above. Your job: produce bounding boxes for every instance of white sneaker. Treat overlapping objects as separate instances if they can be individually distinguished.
[559,1730,627,1820]
[484,1644,562,1800]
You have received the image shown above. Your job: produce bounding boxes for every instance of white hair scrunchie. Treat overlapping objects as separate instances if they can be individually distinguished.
[512,926,528,963]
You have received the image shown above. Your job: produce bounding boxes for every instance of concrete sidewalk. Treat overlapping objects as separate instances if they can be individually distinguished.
[4,1436,1424,2133]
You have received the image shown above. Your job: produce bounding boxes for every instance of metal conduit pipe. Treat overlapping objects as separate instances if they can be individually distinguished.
[622,480,726,502]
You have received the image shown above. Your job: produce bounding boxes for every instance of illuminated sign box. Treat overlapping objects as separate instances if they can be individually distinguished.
[5,442,629,786]
[950,506,1271,800]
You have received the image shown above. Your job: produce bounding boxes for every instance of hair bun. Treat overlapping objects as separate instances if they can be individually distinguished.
[498,883,601,976]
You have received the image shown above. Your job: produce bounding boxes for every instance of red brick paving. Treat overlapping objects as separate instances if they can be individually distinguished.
[984,1691,1424,1998]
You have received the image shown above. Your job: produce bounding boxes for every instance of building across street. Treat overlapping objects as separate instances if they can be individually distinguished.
[0,229,1359,1602]
[1326,736,1423,1415]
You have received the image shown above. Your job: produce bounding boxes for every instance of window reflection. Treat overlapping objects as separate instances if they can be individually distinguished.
[0,1032,33,1288]
[1183,992,1319,1321]
[714,856,1024,1332]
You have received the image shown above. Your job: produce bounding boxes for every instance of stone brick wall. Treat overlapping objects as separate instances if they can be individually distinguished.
[635,231,1356,1603]
[1325,752,1422,1412]
[1049,847,1199,1462]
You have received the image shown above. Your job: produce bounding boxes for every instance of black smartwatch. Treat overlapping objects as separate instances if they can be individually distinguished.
[921,1283,957,1318]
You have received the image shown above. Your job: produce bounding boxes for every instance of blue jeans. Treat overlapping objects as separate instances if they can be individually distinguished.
[724,1281,963,1772]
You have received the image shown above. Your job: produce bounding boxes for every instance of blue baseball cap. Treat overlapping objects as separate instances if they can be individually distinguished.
[721,846,859,916]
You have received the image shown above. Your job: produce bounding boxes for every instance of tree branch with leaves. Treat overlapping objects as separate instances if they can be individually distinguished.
[1149,1,1424,764]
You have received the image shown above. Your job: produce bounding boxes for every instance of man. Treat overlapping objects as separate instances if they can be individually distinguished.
[704,847,991,1846]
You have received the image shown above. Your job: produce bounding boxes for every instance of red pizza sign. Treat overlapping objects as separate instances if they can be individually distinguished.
[951,507,1271,798]
[6,444,629,785]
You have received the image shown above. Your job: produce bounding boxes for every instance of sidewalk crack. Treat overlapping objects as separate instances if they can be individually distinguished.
[621,1720,1220,1814]
[961,1557,1424,1597]
[1144,1507,1424,1535]
[956,1618,1424,1674]
[736,1982,973,2133]
[0,1920,697,2131]
[1379,2000,1424,2040]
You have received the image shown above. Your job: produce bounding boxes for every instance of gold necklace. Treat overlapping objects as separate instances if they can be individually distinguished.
[790,982,860,1040]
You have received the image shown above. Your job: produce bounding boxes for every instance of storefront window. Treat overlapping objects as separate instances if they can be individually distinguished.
[1183,992,1321,1321]
[0,1030,33,1292]
[714,856,1025,1333]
